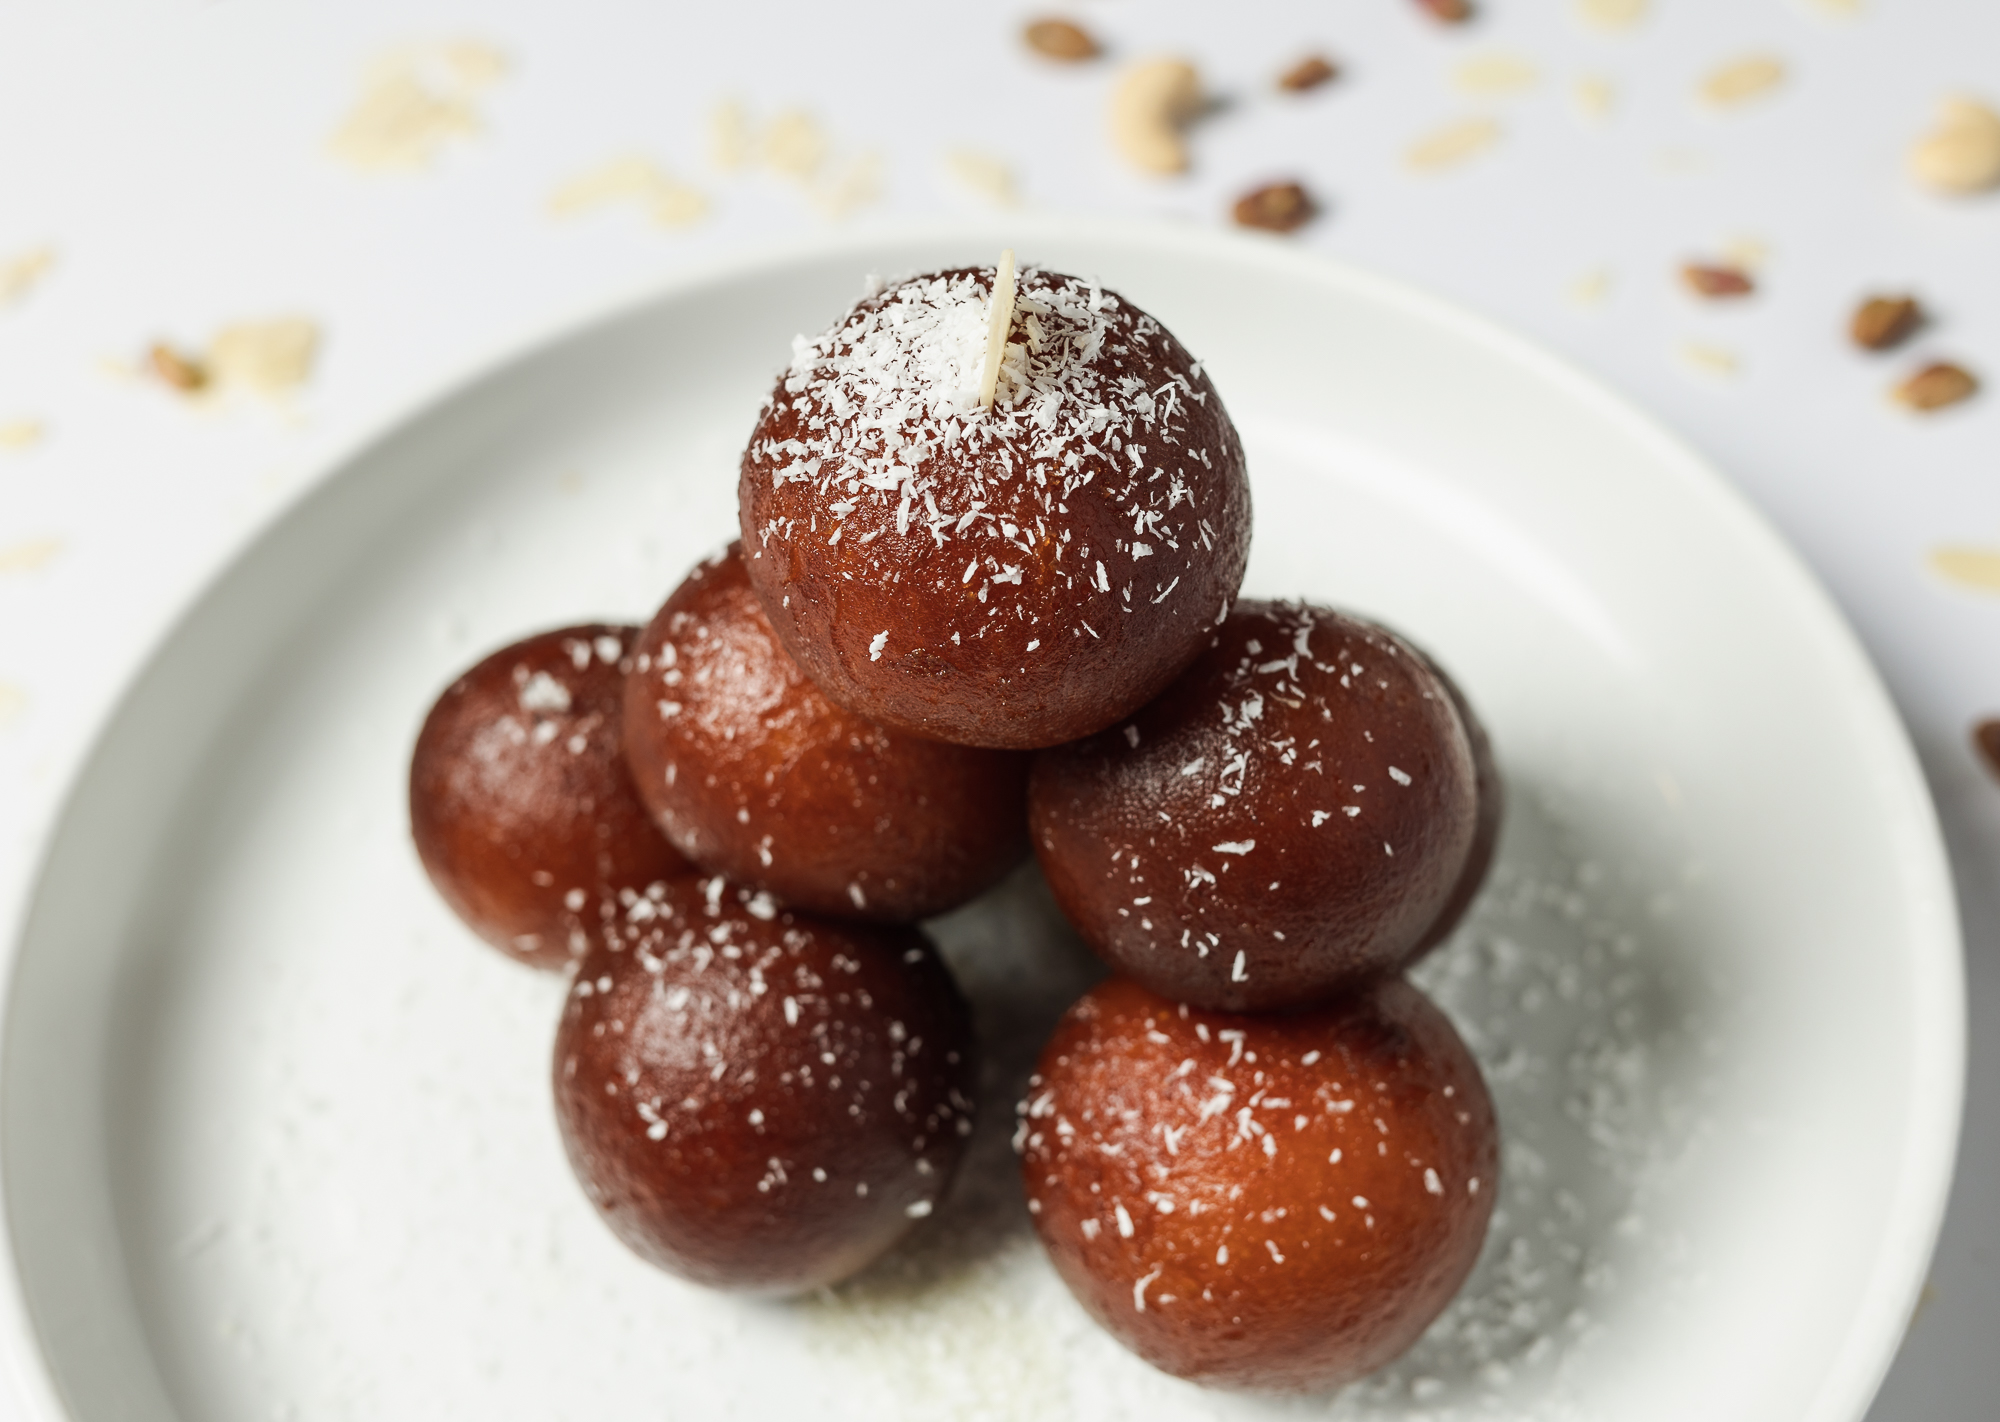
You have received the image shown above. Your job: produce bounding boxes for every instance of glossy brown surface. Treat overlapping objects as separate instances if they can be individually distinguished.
[622,543,1029,922]
[1020,975,1497,1392]
[1404,654,1503,964]
[409,625,687,969]
[739,265,1251,750]
[554,875,977,1293]
[1030,601,1479,1011]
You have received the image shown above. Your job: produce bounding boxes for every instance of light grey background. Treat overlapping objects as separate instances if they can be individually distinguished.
[0,1,1993,1417]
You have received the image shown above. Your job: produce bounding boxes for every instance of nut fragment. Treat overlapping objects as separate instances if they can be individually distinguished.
[1024,18,1100,63]
[1894,362,1979,412]
[1849,295,1923,352]
[1406,117,1502,171]
[1974,719,2000,781]
[1278,55,1338,93]
[1909,97,2000,194]
[1930,546,2000,592]
[148,343,209,392]
[1109,58,1202,175]
[1231,182,1318,233]
[1415,0,1475,23]
[1680,262,1755,299]
[1699,55,1786,108]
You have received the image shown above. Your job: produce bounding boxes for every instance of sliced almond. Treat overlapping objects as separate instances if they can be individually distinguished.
[1025,18,1100,62]
[1278,55,1338,93]
[1414,0,1474,23]
[978,251,1018,410]
[1232,182,1317,233]
[1406,117,1502,172]
[148,343,209,393]
[1576,0,1648,30]
[1849,295,1923,351]
[1930,546,2000,591]
[1699,55,1786,109]
[1894,362,1979,412]
[1680,262,1755,299]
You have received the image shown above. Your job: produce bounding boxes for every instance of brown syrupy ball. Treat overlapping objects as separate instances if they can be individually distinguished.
[1029,601,1480,1012]
[1404,656,1502,964]
[409,625,687,969]
[553,874,977,1293]
[739,264,1251,750]
[1019,975,1497,1392]
[622,542,1030,922]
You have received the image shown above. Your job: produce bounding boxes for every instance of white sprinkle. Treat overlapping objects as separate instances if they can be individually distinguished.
[1082,1219,1101,1241]
[1026,638,1040,651]
[1115,1204,1135,1238]
[1425,1168,1444,1196]
[1352,1195,1370,1208]
[1265,1239,1285,1264]
[1301,1051,1321,1066]
[1212,840,1255,855]
[1319,1205,1335,1221]
[1389,765,1412,786]
[906,1199,933,1218]
[1216,1244,1229,1265]
[1311,810,1330,827]
[1329,1148,1342,1163]
[1230,951,1248,982]
[1133,1266,1162,1311]
[869,630,888,661]
[748,1109,764,1126]
[517,671,572,713]
[1124,724,1141,749]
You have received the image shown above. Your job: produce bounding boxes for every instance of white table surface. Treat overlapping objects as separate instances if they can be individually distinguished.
[0,1,1994,1417]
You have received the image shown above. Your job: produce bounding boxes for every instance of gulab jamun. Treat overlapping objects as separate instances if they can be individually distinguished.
[1405,655,1502,964]
[409,625,687,969]
[1019,974,1497,1392]
[738,263,1251,750]
[554,874,977,1293]
[1029,601,1479,1012]
[622,542,1030,922]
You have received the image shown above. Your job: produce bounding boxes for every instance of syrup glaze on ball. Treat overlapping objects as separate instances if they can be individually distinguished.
[622,542,1029,922]
[1019,975,1497,1392]
[409,625,687,969]
[739,264,1251,750]
[1405,656,1502,965]
[554,874,977,1293]
[1029,602,1480,1012]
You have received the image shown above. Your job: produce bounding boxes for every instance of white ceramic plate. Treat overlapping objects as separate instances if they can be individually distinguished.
[0,220,1962,1422]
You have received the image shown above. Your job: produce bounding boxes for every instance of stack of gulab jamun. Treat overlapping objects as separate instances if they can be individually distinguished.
[406,255,1502,1392]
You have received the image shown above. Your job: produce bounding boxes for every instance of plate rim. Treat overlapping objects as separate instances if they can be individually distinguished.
[0,214,1965,1422]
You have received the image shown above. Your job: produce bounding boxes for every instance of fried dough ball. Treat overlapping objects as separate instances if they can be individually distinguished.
[1029,602,1480,1012]
[554,875,977,1293]
[1405,656,1502,963]
[622,543,1029,922]
[1019,975,1497,1392]
[739,264,1251,750]
[409,625,687,969]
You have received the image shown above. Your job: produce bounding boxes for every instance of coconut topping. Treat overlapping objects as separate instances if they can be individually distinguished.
[748,263,1225,624]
